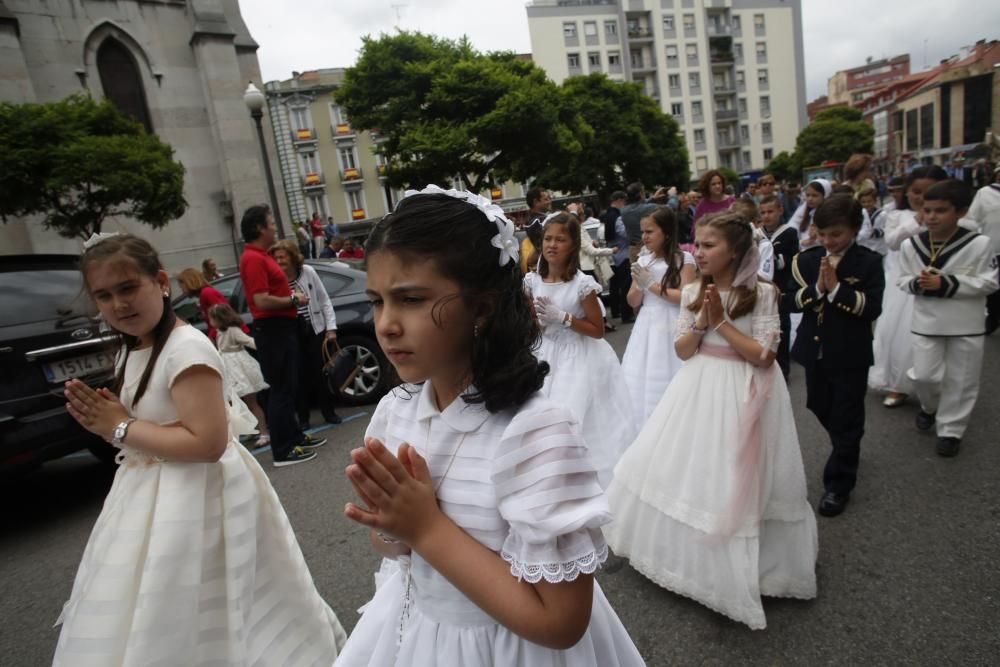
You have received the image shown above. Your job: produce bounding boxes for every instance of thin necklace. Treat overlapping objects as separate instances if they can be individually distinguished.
[928,228,958,266]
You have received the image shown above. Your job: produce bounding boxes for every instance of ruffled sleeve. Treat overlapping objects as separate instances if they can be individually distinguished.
[674,283,699,341]
[492,398,610,584]
[575,271,602,301]
[163,328,224,389]
[751,284,781,352]
[522,271,538,300]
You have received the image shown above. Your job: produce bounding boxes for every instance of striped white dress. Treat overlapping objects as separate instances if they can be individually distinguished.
[53,325,345,666]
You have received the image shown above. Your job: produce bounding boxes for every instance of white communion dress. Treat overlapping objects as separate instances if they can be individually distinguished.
[604,284,817,630]
[53,325,346,666]
[215,326,269,397]
[869,209,919,394]
[620,251,695,423]
[334,383,646,666]
[524,270,637,486]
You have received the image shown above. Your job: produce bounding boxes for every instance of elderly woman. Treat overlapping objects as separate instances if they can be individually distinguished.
[176,268,247,341]
[268,240,341,427]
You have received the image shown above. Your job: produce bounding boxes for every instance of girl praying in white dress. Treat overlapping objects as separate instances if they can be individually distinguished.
[337,186,644,666]
[56,234,345,666]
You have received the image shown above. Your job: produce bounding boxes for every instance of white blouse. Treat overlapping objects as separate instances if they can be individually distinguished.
[365,383,610,592]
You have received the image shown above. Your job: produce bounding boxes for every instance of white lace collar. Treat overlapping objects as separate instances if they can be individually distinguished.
[415,381,491,433]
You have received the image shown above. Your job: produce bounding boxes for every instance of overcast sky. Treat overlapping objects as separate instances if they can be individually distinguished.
[240,1,1000,101]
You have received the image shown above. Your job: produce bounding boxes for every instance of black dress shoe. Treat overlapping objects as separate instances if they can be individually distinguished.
[915,410,936,431]
[818,491,850,517]
[936,436,961,457]
[323,412,343,425]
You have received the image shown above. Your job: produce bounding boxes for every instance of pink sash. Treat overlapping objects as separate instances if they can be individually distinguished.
[699,342,776,536]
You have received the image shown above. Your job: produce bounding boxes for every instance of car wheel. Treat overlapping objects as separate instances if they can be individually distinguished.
[336,334,389,406]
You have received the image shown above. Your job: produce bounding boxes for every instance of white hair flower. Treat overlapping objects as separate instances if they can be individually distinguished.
[402,184,519,267]
[82,231,120,251]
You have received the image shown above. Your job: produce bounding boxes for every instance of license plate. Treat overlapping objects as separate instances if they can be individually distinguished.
[43,351,116,383]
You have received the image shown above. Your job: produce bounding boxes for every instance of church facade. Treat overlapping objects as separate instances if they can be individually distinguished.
[0,0,288,273]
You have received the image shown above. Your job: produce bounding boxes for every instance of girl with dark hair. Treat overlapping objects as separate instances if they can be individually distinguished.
[788,178,832,250]
[620,206,696,422]
[56,233,345,665]
[604,212,817,630]
[524,212,636,488]
[870,165,949,407]
[338,186,643,666]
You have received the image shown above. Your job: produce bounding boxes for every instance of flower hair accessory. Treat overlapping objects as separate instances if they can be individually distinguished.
[82,231,120,251]
[402,184,519,267]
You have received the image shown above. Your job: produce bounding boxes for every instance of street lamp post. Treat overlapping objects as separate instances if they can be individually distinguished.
[243,82,286,239]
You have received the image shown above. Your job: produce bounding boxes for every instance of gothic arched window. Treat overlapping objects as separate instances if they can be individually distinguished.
[96,38,153,132]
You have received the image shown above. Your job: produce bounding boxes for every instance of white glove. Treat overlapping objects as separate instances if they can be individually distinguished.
[631,264,654,290]
[534,296,568,327]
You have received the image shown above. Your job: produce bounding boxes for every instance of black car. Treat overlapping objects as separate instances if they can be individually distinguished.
[0,255,119,476]
[171,259,389,407]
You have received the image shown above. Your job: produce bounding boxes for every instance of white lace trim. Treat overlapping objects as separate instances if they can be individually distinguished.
[500,543,609,584]
[114,445,164,466]
[751,314,782,353]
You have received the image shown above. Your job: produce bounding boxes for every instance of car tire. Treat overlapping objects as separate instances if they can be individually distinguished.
[335,334,390,406]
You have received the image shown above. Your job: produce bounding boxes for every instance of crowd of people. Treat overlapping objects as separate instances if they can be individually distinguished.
[295,211,367,260]
[50,155,999,664]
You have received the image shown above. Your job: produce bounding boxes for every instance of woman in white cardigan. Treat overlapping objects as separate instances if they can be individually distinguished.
[269,240,341,427]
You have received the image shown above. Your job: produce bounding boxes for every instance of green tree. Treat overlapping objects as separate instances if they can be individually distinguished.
[794,106,874,169]
[764,150,801,183]
[535,73,689,197]
[0,95,187,240]
[718,166,740,188]
[336,32,584,193]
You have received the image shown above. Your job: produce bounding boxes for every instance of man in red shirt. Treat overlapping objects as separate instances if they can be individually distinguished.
[337,238,365,259]
[308,212,325,260]
[239,204,326,466]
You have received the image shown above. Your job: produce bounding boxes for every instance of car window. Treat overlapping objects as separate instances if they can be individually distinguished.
[0,268,92,328]
[319,271,351,297]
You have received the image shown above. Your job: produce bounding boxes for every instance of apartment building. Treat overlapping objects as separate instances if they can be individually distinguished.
[526,0,807,178]
[264,69,534,229]
[828,54,910,107]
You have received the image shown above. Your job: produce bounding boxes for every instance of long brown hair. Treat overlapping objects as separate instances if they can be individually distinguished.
[537,212,581,282]
[686,211,759,320]
[207,303,243,331]
[80,234,177,408]
[645,206,684,290]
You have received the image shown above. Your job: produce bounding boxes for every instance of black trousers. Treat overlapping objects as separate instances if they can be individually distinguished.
[296,318,337,425]
[253,317,304,460]
[608,260,633,321]
[777,309,792,379]
[805,362,868,495]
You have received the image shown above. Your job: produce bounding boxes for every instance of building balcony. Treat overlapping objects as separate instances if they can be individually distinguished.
[490,186,504,200]
[376,163,387,179]
[710,50,735,66]
[627,28,654,41]
[713,82,737,95]
[716,133,741,149]
[341,167,364,184]
[332,123,356,139]
[302,172,325,189]
[291,128,317,145]
[631,61,657,73]
[707,23,732,37]
[715,108,739,122]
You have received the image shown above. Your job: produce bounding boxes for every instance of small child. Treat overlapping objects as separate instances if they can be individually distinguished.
[731,198,775,282]
[857,185,888,256]
[759,194,800,377]
[898,179,999,456]
[785,194,885,517]
[208,302,270,447]
[789,179,832,250]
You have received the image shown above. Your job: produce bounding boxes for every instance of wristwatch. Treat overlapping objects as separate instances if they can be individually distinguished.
[111,418,136,447]
[562,313,573,328]
[290,293,300,308]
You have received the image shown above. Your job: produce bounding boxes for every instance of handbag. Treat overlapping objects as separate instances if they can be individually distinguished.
[322,338,360,394]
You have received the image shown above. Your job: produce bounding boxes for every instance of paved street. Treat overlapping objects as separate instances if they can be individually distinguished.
[2,325,999,665]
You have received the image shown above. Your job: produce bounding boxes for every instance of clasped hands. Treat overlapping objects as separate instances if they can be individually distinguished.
[817,257,840,294]
[916,267,942,291]
[694,284,726,331]
[533,296,568,327]
[631,264,654,290]
[64,379,128,443]
[344,437,442,549]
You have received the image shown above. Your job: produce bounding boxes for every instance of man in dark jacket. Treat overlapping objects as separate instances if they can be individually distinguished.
[601,191,633,323]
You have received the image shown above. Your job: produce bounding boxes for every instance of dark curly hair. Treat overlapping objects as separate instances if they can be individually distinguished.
[365,192,548,413]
